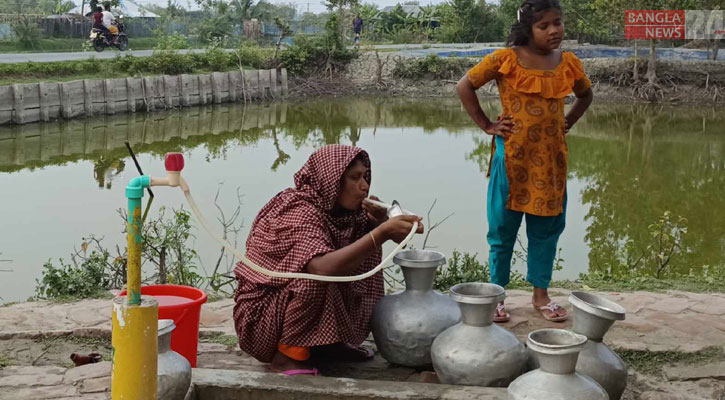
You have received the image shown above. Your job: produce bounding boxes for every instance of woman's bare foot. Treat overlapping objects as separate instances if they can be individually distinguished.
[312,342,374,362]
[269,351,310,373]
[532,287,567,321]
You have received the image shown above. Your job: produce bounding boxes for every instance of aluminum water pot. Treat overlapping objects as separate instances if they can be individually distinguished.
[431,283,526,386]
[570,291,627,400]
[508,329,608,400]
[157,319,192,400]
[371,249,461,367]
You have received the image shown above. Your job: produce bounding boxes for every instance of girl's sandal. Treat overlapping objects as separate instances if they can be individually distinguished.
[534,301,568,322]
[493,302,510,323]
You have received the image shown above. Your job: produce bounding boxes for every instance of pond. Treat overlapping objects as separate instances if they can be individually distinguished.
[0,97,723,304]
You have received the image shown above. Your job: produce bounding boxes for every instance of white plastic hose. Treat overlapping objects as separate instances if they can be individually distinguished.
[179,177,418,282]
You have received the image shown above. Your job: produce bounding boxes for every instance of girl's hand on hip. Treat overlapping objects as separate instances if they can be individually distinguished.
[484,115,514,138]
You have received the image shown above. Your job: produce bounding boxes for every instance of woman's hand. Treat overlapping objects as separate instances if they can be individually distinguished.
[362,196,388,227]
[375,215,424,244]
[484,115,514,138]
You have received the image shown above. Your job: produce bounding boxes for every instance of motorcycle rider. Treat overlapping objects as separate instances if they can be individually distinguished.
[101,3,117,44]
[92,6,111,44]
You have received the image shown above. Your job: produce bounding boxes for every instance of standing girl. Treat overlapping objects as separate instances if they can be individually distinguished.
[457,0,593,322]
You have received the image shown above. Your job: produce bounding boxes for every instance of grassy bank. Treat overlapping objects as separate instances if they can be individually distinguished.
[0,45,273,85]
[0,37,160,53]
[432,250,725,294]
[616,346,724,376]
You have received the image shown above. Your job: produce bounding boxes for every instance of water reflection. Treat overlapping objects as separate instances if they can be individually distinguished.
[568,104,725,277]
[93,157,126,189]
[0,98,722,286]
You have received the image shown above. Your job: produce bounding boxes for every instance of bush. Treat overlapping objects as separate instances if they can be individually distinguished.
[279,13,357,76]
[279,35,356,76]
[387,28,428,45]
[146,50,195,75]
[203,45,234,72]
[35,249,118,300]
[434,250,491,291]
[11,18,41,50]
[279,35,316,75]
[155,33,189,50]
[233,43,273,69]
[34,208,202,300]
[433,250,527,292]
[393,54,472,80]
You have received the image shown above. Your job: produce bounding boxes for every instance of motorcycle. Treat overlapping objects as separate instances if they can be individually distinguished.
[90,15,128,52]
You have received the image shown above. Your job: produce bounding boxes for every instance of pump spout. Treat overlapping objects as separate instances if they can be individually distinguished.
[150,153,186,189]
[363,198,413,217]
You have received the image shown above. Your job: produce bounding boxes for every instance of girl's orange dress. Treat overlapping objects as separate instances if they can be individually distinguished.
[467,48,591,217]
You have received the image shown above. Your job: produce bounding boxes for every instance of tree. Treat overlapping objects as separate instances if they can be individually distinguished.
[195,0,236,41]
[325,0,359,42]
[435,0,503,43]
[559,0,609,43]
[272,16,292,60]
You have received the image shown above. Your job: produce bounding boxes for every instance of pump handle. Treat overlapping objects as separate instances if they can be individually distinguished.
[165,153,185,172]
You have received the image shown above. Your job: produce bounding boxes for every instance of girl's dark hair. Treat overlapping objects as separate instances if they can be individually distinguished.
[506,0,562,47]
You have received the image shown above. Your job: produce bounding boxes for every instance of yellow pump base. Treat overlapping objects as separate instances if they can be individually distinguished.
[111,296,159,400]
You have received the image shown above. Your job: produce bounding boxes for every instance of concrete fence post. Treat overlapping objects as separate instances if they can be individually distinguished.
[12,84,25,124]
[281,68,289,96]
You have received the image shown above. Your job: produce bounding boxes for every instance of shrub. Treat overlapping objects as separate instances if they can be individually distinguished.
[434,250,491,291]
[393,54,472,80]
[233,43,273,69]
[279,13,357,76]
[35,250,117,300]
[388,27,428,45]
[433,250,527,292]
[279,35,315,75]
[147,50,194,75]
[34,208,202,300]
[155,33,189,50]
[11,18,41,50]
[203,45,234,72]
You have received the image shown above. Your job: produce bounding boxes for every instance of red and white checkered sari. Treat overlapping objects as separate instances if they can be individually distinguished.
[233,145,383,363]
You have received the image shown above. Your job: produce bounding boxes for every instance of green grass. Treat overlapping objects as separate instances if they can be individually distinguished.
[0,49,263,86]
[0,37,160,53]
[0,354,10,369]
[550,271,725,294]
[0,66,250,86]
[616,346,724,376]
[0,72,127,85]
[200,333,239,348]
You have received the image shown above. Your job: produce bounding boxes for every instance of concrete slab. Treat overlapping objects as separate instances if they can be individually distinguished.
[190,368,507,400]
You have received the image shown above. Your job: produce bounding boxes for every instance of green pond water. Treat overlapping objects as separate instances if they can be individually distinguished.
[0,97,723,303]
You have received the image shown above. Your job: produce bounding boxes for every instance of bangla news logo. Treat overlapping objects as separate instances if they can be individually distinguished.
[625,10,725,39]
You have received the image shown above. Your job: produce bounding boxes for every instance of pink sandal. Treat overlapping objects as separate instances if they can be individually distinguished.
[281,368,319,376]
[534,301,568,322]
[493,302,510,323]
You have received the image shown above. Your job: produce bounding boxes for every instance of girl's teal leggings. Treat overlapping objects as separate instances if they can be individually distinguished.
[487,136,566,289]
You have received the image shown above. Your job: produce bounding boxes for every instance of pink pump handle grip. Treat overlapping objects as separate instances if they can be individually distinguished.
[165,153,185,172]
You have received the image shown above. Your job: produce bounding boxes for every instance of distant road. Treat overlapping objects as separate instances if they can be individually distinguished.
[0,49,210,64]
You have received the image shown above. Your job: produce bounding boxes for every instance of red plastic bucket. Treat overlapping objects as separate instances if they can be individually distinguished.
[120,284,207,367]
